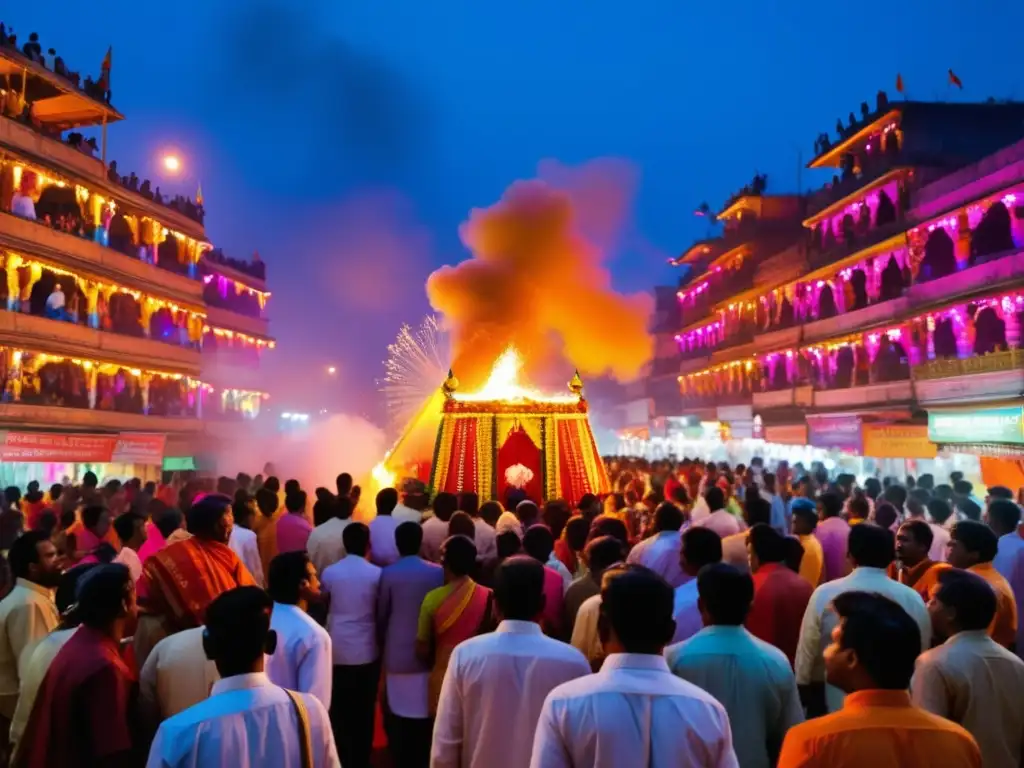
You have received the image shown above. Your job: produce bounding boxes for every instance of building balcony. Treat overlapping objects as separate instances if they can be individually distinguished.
[752,385,813,410]
[913,349,1024,406]
[803,297,911,345]
[0,211,203,306]
[0,115,108,183]
[0,401,203,434]
[753,326,802,354]
[200,252,266,290]
[710,339,756,365]
[0,311,201,375]
[910,247,1024,305]
[812,379,914,410]
[202,305,270,338]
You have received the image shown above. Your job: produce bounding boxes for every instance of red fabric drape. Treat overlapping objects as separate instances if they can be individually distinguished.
[442,418,478,494]
[558,420,589,507]
[496,425,544,505]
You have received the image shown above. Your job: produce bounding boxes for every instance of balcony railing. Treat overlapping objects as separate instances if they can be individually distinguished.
[914,348,1024,380]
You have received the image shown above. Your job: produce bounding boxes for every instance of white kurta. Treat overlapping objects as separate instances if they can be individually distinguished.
[266,602,333,709]
[139,626,220,722]
[228,526,264,587]
[146,673,340,768]
[431,620,590,768]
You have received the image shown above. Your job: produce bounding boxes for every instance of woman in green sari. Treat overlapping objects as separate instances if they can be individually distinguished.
[416,534,493,714]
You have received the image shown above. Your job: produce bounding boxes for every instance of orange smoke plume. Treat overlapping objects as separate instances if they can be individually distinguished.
[427,162,653,389]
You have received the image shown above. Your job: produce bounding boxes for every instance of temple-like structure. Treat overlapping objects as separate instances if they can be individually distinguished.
[0,26,273,484]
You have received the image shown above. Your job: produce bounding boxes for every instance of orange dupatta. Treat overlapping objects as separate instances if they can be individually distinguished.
[428,578,492,714]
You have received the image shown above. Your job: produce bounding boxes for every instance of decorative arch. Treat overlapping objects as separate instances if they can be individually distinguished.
[919,228,957,281]
[874,191,897,227]
[970,202,1014,262]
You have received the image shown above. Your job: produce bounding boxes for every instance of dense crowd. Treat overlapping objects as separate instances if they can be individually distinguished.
[0,457,1021,767]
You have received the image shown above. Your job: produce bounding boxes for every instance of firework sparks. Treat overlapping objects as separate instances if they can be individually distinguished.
[380,315,451,434]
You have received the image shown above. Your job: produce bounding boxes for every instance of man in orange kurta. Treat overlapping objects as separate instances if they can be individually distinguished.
[888,520,949,601]
[778,591,981,768]
[253,487,284,583]
[947,521,1018,650]
[135,494,254,665]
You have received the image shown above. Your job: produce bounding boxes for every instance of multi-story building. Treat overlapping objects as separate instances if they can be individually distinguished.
[0,34,272,485]
[648,94,1024,481]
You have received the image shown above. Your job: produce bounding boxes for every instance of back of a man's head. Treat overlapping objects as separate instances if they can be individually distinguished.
[342,522,370,557]
[987,499,1021,536]
[704,486,725,512]
[56,563,99,621]
[585,535,625,575]
[950,520,999,565]
[697,563,754,625]
[204,586,274,675]
[599,565,675,655]
[819,492,843,519]
[654,501,684,532]
[267,551,311,605]
[494,555,545,621]
[523,524,555,563]
[75,563,132,629]
[432,492,458,523]
[442,534,478,577]
[376,487,399,516]
[186,493,232,540]
[934,569,997,633]
[681,526,722,571]
[847,523,895,569]
[395,521,423,557]
[458,492,480,518]
[748,523,786,566]
[516,501,540,527]
[336,473,353,497]
[829,591,920,691]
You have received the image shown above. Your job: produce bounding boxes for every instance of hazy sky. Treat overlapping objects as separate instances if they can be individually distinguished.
[9,1,1023,422]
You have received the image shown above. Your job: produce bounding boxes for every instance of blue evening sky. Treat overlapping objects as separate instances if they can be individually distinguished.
[6,1,1022,419]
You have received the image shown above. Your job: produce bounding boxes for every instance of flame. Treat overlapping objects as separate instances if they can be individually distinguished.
[452,346,577,403]
[371,460,395,490]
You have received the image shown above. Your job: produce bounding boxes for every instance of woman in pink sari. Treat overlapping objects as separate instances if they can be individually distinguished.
[416,534,493,714]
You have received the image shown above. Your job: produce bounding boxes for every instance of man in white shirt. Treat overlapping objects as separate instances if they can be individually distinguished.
[432,556,589,768]
[626,502,687,587]
[693,486,745,539]
[44,284,66,320]
[670,527,722,644]
[531,565,739,768]
[307,496,354,576]
[421,493,457,562]
[462,493,498,564]
[912,568,1024,768]
[320,523,381,768]
[795,524,930,716]
[146,586,340,768]
[369,488,402,567]
[266,552,332,709]
[10,189,35,221]
[228,498,265,587]
[666,564,803,768]
[392,480,427,525]
[0,532,61,724]
[9,560,98,757]
[139,626,219,724]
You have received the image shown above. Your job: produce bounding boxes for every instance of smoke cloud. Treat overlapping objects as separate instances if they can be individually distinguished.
[426,160,654,389]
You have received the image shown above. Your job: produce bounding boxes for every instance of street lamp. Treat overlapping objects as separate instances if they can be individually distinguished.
[327,366,337,375]
[162,154,182,174]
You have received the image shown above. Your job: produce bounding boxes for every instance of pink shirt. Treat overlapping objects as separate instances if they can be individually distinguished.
[541,565,565,638]
[277,513,313,554]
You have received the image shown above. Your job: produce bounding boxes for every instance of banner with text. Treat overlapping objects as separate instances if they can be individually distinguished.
[0,432,167,464]
[928,407,1024,445]
[861,424,936,459]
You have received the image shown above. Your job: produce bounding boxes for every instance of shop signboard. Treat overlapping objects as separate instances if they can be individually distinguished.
[0,431,167,464]
[764,424,808,446]
[861,424,936,459]
[927,407,1024,445]
[807,415,863,453]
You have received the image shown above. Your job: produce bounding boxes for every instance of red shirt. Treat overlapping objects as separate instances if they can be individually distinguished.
[540,565,566,637]
[746,562,814,666]
[15,626,135,767]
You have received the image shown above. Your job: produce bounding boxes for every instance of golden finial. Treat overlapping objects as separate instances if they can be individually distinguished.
[567,369,584,396]
[442,368,459,398]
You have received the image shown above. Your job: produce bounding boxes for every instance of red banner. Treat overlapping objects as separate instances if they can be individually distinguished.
[0,431,166,465]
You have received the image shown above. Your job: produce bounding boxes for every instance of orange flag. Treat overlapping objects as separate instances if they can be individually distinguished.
[895,73,904,93]
[948,69,963,89]
[196,183,204,207]
[101,46,112,71]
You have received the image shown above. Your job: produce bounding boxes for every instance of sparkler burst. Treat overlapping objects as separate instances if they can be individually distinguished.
[380,315,452,435]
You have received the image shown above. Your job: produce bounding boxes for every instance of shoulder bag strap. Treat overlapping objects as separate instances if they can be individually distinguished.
[285,689,315,768]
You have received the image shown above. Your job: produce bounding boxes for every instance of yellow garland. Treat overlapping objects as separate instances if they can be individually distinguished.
[433,413,457,493]
[544,416,559,499]
[476,416,494,501]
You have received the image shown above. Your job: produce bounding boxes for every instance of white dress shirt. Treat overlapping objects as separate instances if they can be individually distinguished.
[420,516,449,562]
[432,620,590,768]
[473,518,498,563]
[307,518,352,576]
[666,625,803,768]
[140,626,220,722]
[114,546,144,583]
[146,672,340,768]
[670,578,703,644]
[0,579,59,719]
[795,566,931,713]
[912,629,1024,768]
[266,603,333,709]
[927,522,950,563]
[392,503,423,526]
[569,595,602,663]
[530,653,739,768]
[321,555,382,666]
[369,515,402,567]
[10,627,76,751]
[45,290,65,311]
[626,530,686,587]
[693,510,745,538]
[228,526,264,587]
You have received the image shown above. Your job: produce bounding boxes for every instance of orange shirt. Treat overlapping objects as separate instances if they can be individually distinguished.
[797,534,824,588]
[778,689,981,768]
[886,559,950,602]
[969,562,1018,649]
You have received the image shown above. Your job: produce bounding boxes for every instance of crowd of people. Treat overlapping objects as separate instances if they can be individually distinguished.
[0,458,1021,767]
